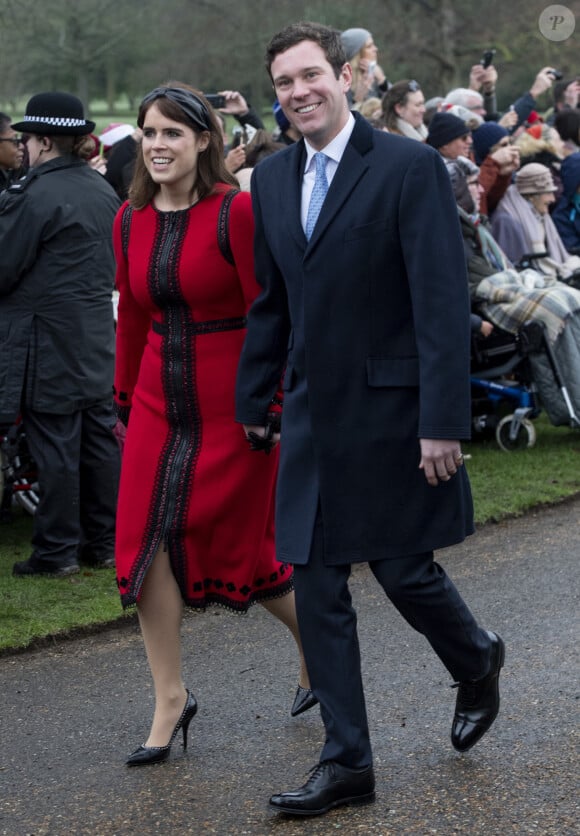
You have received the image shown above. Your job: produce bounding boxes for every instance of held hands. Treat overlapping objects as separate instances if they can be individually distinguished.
[243,423,281,454]
[419,439,464,487]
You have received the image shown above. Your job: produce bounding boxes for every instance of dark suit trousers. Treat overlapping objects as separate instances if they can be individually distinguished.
[292,509,492,768]
[23,402,120,568]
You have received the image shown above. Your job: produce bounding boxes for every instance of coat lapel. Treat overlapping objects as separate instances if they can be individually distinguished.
[282,141,308,251]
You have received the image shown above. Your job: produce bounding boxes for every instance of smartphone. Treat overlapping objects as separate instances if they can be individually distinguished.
[480,49,496,69]
[231,126,245,148]
[205,94,226,109]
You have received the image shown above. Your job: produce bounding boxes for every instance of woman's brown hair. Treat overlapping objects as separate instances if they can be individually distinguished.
[129,81,238,209]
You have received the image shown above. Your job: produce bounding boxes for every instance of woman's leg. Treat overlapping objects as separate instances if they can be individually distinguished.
[136,546,188,747]
[261,590,310,688]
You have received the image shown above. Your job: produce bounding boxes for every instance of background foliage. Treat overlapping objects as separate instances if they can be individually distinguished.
[1,0,579,119]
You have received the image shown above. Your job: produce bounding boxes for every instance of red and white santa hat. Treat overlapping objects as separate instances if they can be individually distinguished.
[98,122,134,149]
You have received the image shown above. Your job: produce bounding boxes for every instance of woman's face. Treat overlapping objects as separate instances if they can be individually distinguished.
[527,192,555,215]
[360,38,378,62]
[547,127,565,158]
[141,102,209,193]
[467,175,484,213]
[395,90,426,129]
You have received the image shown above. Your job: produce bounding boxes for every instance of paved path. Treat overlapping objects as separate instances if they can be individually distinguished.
[0,499,578,835]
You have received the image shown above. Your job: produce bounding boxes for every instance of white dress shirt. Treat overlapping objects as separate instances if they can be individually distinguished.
[301,113,355,233]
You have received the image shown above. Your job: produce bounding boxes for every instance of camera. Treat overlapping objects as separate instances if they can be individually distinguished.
[480,49,496,69]
[204,93,226,109]
[547,69,563,80]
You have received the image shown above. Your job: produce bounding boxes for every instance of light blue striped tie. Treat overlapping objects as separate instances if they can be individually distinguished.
[305,152,329,240]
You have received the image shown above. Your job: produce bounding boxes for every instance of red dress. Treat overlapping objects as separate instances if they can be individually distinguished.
[113,187,291,610]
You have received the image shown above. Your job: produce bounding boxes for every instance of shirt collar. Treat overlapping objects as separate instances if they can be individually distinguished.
[304,112,355,171]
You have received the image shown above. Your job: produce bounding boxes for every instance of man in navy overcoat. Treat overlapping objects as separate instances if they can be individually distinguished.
[235,21,504,817]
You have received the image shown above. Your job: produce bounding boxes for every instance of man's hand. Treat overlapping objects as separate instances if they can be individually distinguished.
[498,109,518,130]
[470,64,498,93]
[419,439,464,487]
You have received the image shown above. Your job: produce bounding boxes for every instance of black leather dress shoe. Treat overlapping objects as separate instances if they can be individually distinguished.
[290,685,319,717]
[451,631,505,752]
[13,556,80,578]
[269,761,375,816]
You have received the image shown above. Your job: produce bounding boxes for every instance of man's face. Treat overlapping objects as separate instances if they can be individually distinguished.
[271,39,352,150]
[0,123,24,171]
[465,93,485,116]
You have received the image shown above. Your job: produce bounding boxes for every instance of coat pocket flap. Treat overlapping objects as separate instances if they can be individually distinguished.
[366,356,419,387]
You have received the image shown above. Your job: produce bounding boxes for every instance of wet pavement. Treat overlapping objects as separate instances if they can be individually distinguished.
[0,498,578,835]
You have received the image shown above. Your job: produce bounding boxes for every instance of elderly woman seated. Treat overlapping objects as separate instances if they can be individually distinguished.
[491,162,580,281]
[446,156,580,427]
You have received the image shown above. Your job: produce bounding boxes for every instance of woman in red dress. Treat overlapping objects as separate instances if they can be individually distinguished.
[113,84,315,766]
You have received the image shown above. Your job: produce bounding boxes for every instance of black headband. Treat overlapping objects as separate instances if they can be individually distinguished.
[140,87,212,132]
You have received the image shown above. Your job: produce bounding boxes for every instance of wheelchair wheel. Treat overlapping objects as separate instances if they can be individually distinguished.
[496,415,537,452]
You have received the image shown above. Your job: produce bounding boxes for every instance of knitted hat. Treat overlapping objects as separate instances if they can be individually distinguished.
[426,112,470,149]
[515,163,557,195]
[98,123,134,149]
[443,103,483,131]
[471,121,508,164]
[272,99,290,133]
[340,28,371,61]
[12,92,95,135]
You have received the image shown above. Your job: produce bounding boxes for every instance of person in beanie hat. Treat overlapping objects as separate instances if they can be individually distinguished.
[1,91,121,577]
[340,27,389,105]
[471,122,508,165]
[340,27,371,60]
[426,111,472,160]
[469,122,520,217]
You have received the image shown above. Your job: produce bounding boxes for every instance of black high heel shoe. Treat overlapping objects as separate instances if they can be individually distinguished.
[126,689,198,766]
[290,685,319,717]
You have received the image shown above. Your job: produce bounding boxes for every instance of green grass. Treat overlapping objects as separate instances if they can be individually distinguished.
[464,415,580,522]
[1,414,579,653]
[0,514,131,652]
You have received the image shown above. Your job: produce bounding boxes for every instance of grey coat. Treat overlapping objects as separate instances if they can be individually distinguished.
[0,155,120,423]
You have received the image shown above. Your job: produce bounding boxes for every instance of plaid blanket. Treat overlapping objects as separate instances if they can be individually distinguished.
[474,268,580,344]
[474,268,580,425]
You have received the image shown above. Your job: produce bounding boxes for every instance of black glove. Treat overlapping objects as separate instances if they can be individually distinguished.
[246,421,277,454]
